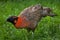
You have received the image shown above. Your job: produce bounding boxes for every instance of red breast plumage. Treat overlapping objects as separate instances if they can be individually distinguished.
[15,17,30,29]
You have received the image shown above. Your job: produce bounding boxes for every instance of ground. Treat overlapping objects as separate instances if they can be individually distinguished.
[0,0,60,40]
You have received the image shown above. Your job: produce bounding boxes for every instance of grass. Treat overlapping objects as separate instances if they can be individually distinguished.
[0,0,60,40]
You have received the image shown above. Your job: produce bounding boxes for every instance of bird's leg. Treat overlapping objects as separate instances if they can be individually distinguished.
[27,28,35,40]
[31,32,34,40]
[31,29,35,40]
[27,28,31,32]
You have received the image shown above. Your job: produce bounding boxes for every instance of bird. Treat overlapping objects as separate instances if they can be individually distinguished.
[7,4,56,32]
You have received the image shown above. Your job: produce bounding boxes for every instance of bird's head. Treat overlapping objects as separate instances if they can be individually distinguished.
[7,16,18,25]
[42,7,57,17]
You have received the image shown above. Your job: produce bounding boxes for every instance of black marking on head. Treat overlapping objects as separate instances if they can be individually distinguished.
[7,16,18,25]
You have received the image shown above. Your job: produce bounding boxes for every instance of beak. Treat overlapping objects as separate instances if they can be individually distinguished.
[5,19,9,24]
[6,18,8,22]
[6,18,9,22]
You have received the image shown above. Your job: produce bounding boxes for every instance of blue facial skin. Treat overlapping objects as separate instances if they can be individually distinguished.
[7,17,14,22]
[7,17,16,25]
[7,16,18,25]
